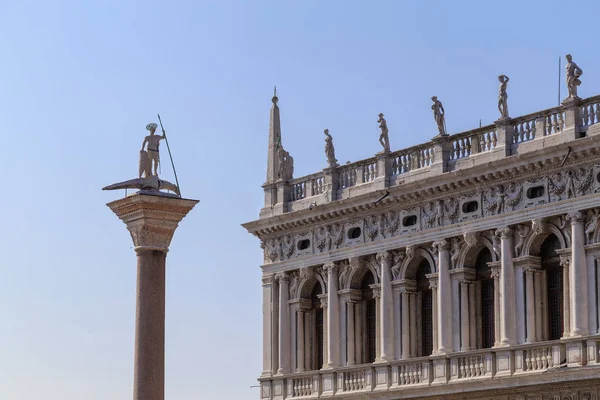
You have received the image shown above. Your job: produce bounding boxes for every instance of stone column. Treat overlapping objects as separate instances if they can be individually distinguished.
[515,265,526,344]
[324,262,340,368]
[498,227,517,345]
[460,280,470,351]
[297,309,305,372]
[525,268,536,343]
[434,240,453,354]
[534,271,543,342]
[588,254,598,335]
[560,257,571,338]
[468,283,476,350]
[276,273,291,374]
[374,289,382,361]
[491,268,501,347]
[262,274,275,376]
[401,290,410,359]
[347,301,356,365]
[377,251,394,361]
[569,211,589,336]
[106,193,198,400]
[319,296,329,369]
[429,281,439,355]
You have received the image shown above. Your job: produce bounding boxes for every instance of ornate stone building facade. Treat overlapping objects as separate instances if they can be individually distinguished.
[244,84,600,399]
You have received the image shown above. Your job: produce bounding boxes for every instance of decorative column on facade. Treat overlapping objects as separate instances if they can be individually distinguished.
[434,240,453,354]
[460,280,471,351]
[401,289,411,359]
[560,256,571,338]
[296,308,306,372]
[490,267,501,347]
[346,300,356,365]
[276,272,291,374]
[569,211,589,336]
[377,251,394,361]
[587,253,598,335]
[373,288,382,361]
[498,227,517,345]
[524,268,536,343]
[324,262,340,368]
[428,279,439,355]
[262,274,276,376]
[319,295,329,369]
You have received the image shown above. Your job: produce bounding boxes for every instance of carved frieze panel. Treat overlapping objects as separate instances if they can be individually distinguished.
[344,219,364,247]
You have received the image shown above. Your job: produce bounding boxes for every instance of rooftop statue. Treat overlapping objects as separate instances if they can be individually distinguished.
[103,122,180,197]
[498,75,510,119]
[565,54,583,99]
[277,147,294,181]
[378,113,390,153]
[431,96,447,137]
[324,129,338,167]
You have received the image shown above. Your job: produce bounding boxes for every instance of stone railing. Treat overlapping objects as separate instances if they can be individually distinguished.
[265,94,600,214]
[259,338,600,399]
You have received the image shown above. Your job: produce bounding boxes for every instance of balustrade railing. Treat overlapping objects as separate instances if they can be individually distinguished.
[454,355,487,379]
[396,361,425,386]
[522,345,552,372]
[341,367,368,392]
[290,376,315,397]
[282,95,598,206]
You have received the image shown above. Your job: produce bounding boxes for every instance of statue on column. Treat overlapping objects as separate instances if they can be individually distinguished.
[103,122,180,196]
[277,147,294,181]
[378,113,390,152]
[497,75,510,119]
[431,96,447,136]
[140,123,165,177]
[324,129,338,167]
[565,54,583,99]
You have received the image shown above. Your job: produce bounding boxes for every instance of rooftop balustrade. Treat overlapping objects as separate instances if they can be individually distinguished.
[262,94,600,219]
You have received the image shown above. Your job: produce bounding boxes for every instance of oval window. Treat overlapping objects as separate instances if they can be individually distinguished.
[298,239,310,250]
[403,215,417,226]
[347,227,362,239]
[462,201,478,213]
[527,186,545,199]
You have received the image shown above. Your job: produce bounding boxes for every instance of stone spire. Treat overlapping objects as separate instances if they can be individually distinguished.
[266,87,281,183]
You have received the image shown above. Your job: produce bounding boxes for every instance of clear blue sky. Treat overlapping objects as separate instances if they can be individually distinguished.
[2,1,600,399]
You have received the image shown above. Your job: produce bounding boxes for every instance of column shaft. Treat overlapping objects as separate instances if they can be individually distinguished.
[492,273,501,346]
[401,291,410,359]
[325,264,340,367]
[436,241,453,353]
[297,310,305,372]
[410,292,417,357]
[378,252,394,361]
[277,274,290,374]
[562,261,571,338]
[460,281,470,351]
[431,285,438,355]
[133,249,166,400]
[587,254,598,334]
[525,269,536,343]
[499,229,516,345]
[515,267,526,344]
[571,217,589,336]
[347,302,356,365]
[262,275,275,375]
[534,272,543,342]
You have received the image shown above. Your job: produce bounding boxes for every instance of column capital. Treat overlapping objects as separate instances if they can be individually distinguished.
[262,274,276,285]
[275,271,289,282]
[559,255,571,268]
[496,226,514,239]
[376,251,392,264]
[432,239,450,251]
[490,268,500,279]
[107,193,198,252]
[566,211,587,224]
[323,262,338,274]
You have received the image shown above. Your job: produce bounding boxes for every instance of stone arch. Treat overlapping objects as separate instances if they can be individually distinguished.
[523,222,567,256]
[460,235,497,269]
[297,271,326,298]
[400,248,436,280]
[348,256,380,289]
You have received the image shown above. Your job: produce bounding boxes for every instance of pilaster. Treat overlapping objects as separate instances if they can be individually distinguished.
[494,117,514,157]
[568,211,589,336]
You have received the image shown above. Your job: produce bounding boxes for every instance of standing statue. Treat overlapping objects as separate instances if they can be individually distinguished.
[324,129,338,167]
[378,113,390,152]
[431,96,447,136]
[141,123,165,177]
[565,54,583,99]
[277,147,294,181]
[497,75,510,119]
[103,122,180,196]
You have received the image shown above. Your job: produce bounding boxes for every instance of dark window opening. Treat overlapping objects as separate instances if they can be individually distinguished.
[527,186,545,199]
[362,271,377,363]
[298,239,310,250]
[403,215,417,226]
[462,201,479,213]
[476,248,494,349]
[347,227,362,240]
[416,260,433,356]
[542,235,563,340]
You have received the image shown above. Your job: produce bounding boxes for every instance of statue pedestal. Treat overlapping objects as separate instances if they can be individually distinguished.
[107,193,198,400]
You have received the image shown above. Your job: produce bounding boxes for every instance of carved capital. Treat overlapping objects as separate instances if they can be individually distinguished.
[490,269,500,279]
[262,274,275,286]
[376,251,392,264]
[275,272,289,283]
[107,194,198,253]
[566,210,586,224]
[559,255,570,268]
[463,231,479,247]
[432,239,449,251]
[323,262,338,274]
[497,227,514,240]
[428,281,438,290]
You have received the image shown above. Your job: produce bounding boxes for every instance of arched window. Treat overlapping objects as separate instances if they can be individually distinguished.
[416,260,433,356]
[361,271,377,363]
[475,248,494,349]
[311,284,324,370]
[541,235,562,340]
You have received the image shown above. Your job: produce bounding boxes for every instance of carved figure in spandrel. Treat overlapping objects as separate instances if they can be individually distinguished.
[383,211,400,237]
[422,202,437,229]
[514,224,530,257]
[364,215,380,241]
[585,211,599,244]
[327,224,344,249]
[574,168,593,195]
[391,249,406,280]
[450,237,461,269]
[314,226,329,253]
[505,182,523,211]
